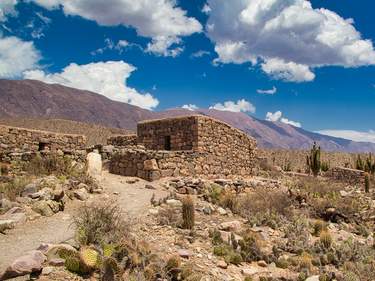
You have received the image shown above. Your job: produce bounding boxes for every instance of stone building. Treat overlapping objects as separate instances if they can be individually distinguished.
[109,115,257,181]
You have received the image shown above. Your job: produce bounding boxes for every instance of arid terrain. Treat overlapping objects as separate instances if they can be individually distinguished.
[1,119,375,281]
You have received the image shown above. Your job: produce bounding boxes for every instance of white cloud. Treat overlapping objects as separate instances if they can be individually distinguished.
[266,110,301,127]
[30,0,202,56]
[317,130,375,144]
[280,117,301,128]
[202,4,211,14]
[0,0,17,22]
[190,50,211,58]
[261,58,315,82]
[206,0,375,82]
[23,61,159,110]
[182,104,198,111]
[146,36,184,57]
[210,99,256,113]
[257,86,277,95]
[91,38,138,56]
[266,110,282,122]
[0,35,41,78]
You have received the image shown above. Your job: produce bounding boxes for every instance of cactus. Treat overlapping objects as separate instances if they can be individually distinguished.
[365,172,371,193]
[182,196,195,229]
[80,247,100,269]
[307,142,321,177]
[65,255,81,273]
[319,231,333,249]
[101,257,122,281]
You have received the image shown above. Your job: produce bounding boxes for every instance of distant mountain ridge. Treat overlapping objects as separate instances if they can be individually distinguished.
[0,79,374,153]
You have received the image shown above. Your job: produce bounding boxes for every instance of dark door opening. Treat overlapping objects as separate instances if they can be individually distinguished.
[38,142,47,151]
[164,136,171,150]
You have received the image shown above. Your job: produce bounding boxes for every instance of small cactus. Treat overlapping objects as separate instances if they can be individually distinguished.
[65,255,81,273]
[319,231,333,249]
[313,220,327,236]
[80,247,99,269]
[365,172,371,193]
[101,257,122,281]
[182,196,195,229]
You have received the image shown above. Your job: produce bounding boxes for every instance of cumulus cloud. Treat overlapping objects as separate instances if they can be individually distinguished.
[266,110,301,127]
[182,104,198,111]
[206,0,375,82]
[317,130,375,144]
[0,0,17,22]
[257,86,277,95]
[0,35,41,78]
[23,61,159,110]
[210,99,256,113]
[30,0,202,56]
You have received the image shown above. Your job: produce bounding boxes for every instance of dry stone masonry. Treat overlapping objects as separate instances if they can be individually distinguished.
[107,134,137,147]
[0,125,87,162]
[109,116,257,181]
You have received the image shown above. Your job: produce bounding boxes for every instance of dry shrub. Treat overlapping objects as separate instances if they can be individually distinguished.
[218,191,239,213]
[0,177,30,201]
[73,200,129,246]
[0,163,9,176]
[238,189,292,219]
[157,206,180,227]
[24,154,75,176]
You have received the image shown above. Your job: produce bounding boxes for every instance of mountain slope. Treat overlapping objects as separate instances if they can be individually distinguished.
[0,79,154,129]
[1,79,374,153]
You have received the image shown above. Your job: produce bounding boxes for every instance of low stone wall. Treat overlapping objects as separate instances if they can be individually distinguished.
[0,125,87,162]
[109,146,255,181]
[258,149,357,172]
[107,135,137,147]
[328,167,366,185]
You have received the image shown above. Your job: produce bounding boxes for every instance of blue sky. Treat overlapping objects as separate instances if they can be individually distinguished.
[0,0,374,142]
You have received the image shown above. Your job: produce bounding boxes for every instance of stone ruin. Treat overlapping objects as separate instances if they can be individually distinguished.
[108,115,258,181]
[0,125,87,163]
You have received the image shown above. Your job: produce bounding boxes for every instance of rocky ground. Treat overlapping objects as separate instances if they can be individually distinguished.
[1,159,375,281]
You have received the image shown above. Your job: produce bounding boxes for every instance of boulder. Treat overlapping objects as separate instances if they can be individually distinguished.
[0,219,15,233]
[143,159,159,171]
[0,251,46,280]
[166,199,182,207]
[86,151,102,177]
[73,188,89,201]
[21,183,38,197]
[177,249,192,259]
[32,201,54,217]
[219,220,242,232]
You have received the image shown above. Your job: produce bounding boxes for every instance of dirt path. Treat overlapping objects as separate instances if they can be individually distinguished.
[0,171,167,271]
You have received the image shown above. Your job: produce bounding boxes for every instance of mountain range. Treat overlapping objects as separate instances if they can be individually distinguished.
[0,79,374,153]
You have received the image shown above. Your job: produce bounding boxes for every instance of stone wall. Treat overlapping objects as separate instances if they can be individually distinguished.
[137,116,198,151]
[107,135,137,147]
[0,125,87,162]
[328,167,366,185]
[195,117,257,175]
[109,146,255,181]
